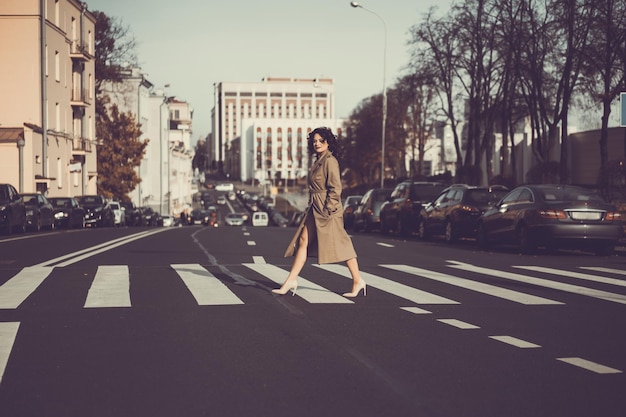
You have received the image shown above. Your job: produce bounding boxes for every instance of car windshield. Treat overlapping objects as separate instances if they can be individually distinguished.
[51,198,72,208]
[23,195,38,205]
[467,189,509,205]
[411,184,445,202]
[227,213,245,219]
[538,186,606,203]
[78,196,103,205]
[0,187,8,200]
[109,203,120,210]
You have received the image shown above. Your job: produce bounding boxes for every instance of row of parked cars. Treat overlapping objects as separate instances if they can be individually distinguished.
[0,182,164,235]
[343,179,624,255]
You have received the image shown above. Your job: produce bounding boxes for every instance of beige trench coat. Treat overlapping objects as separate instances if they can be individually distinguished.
[284,150,357,264]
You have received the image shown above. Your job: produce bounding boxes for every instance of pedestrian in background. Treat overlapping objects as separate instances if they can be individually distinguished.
[273,127,366,297]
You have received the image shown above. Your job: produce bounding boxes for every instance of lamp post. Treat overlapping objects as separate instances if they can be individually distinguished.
[350,1,387,188]
[17,138,25,193]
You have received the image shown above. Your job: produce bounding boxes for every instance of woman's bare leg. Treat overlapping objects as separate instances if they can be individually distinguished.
[343,257,366,297]
[274,215,316,292]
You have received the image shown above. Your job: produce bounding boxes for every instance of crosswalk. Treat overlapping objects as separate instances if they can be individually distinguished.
[0,259,624,309]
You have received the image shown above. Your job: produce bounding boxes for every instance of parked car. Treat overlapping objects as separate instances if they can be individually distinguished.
[0,183,26,234]
[352,188,393,232]
[215,182,234,192]
[252,211,269,226]
[161,215,175,227]
[216,195,227,205]
[48,197,85,229]
[342,195,363,230]
[138,206,159,226]
[379,181,446,235]
[76,195,115,228]
[107,201,126,227]
[419,185,509,242]
[120,201,141,226]
[476,184,623,255]
[22,192,55,231]
[225,212,248,226]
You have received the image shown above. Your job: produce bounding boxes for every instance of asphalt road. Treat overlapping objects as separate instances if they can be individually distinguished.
[0,219,624,417]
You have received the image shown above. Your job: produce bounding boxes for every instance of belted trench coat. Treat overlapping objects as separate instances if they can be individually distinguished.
[284,150,357,264]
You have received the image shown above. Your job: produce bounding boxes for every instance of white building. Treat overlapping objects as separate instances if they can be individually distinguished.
[102,67,194,215]
[211,77,343,183]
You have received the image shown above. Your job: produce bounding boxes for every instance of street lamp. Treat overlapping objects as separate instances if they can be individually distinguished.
[350,1,387,188]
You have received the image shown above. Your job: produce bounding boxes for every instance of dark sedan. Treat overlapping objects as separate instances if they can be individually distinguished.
[22,193,55,231]
[419,185,509,242]
[76,195,114,228]
[48,197,85,229]
[476,184,623,255]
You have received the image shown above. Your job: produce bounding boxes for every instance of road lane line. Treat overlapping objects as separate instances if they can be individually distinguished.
[172,264,244,305]
[382,264,562,305]
[376,242,394,248]
[556,357,622,374]
[0,322,19,385]
[514,266,626,287]
[489,336,541,348]
[31,229,168,268]
[437,319,479,329]
[315,264,459,305]
[243,263,353,304]
[84,265,131,308]
[447,261,626,305]
[252,256,266,264]
[580,267,626,276]
[247,241,256,246]
[0,267,54,309]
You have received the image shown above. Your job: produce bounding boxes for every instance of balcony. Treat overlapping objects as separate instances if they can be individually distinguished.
[72,136,92,154]
[70,88,91,107]
[70,40,90,60]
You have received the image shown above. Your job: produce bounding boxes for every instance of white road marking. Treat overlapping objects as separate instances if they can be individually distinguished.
[243,263,353,304]
[376,242,394,248]
[447,261,626,304]
[580,266,626,276]
[172,264,244,305]
[400,306,432,315]
[489,336,541,348]
[0,322,19,385]
[252,256,266,264]
[0,267,54,309]
[84,265,131,308]
[556,357,622,374]
[437,319,480,329]
[247,241,256,246]
[383,264,562,305]
[514,266,626,287]
[315,264,459,305]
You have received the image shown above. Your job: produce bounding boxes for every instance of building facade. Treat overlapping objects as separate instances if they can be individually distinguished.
[0,0,97,196]
[211,77,343,183]
[102,67,194,216]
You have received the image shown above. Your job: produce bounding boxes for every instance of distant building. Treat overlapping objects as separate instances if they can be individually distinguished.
[0,0,97,196]
[211,77,344,184]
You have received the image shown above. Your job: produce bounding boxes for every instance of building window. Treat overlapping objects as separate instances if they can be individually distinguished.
[55,51,60,82]
[55,103,60,131]
[57,158,63,188]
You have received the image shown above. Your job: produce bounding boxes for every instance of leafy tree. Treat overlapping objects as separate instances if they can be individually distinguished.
[192,139,209,173]
[96,101,147,200]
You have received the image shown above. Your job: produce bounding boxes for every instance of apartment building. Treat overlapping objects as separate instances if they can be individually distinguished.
[0,0,96,196]
[211,77,344,184]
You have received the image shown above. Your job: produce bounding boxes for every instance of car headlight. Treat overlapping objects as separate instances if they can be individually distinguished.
[26,209,34,216]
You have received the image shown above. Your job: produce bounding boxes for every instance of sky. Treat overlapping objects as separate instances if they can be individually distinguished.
[85,0,452,143]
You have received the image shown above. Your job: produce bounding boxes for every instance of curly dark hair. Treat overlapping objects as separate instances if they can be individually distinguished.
[307,127,340,157]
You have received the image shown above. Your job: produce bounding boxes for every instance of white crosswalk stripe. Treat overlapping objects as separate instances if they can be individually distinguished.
[171,264,244,305]
[447,260,626,304]
[315,264,459,305]
[382,264,562,305]
[514,265,626,287]
[243,263,353,304]
[0,266,54,309]
[84,265,131,308]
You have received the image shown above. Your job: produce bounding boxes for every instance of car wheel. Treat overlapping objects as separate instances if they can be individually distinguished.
[517,224,536,254]
[398,215,408,236]
[380,218,389,234]
[444,220,458,243]
[476,223,489,249]
[34,216,42,232]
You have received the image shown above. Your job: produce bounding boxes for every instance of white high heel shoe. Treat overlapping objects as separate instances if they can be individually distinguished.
[343,279,366,298]
[272,281,298,296]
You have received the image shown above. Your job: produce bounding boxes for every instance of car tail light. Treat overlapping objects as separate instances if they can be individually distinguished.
[605,211,621,221]
[345,207,354,214]
[538,209,566,219]
[460,205,479,213]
